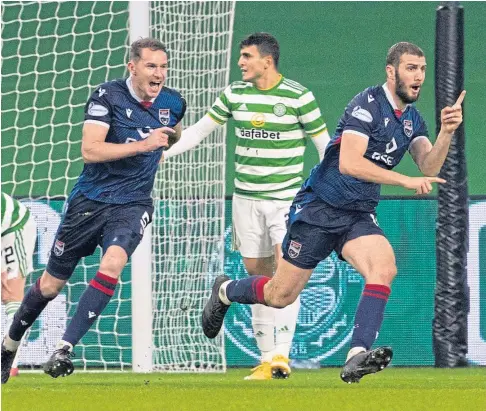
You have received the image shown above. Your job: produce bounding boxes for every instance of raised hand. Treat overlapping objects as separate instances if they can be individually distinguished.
[440,90,466,135]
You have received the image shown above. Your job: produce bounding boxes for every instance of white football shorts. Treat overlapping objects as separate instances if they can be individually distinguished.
[232,195,291,258]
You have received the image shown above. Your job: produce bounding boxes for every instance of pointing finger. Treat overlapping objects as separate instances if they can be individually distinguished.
[452,90,466,109]
[427,177,447,184]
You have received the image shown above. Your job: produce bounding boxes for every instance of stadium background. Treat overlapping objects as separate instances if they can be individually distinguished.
[1,1,485,368]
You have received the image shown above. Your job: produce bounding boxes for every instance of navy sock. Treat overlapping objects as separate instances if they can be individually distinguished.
[225,276,270,305]
[8,278,54,341]
[351,284,391,350]
[62,272,117,347]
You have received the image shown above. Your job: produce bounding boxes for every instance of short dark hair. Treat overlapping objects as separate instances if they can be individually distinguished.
[240,32,280,68]
[130,37,167,61]
[386,42,424,68]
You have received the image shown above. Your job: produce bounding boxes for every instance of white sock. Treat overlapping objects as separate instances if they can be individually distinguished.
[5,302,22,365]
[346,346,366,362]
[56,340,74,352]
[251,304,275,363]
[218,280,232,306]
[274,294,300,359]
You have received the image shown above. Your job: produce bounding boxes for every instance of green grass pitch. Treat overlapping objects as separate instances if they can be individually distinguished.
[2,368,485,411]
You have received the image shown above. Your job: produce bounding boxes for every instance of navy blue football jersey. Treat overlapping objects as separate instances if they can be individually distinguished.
[308,84,429,212]
[71,78,186,204]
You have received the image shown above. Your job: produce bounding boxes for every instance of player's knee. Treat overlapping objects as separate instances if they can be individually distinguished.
[99,246,128,278]
[39,272,65,298]
[374,264,398,285]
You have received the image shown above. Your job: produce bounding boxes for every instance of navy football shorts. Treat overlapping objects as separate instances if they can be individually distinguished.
[47,192,153,280]
[282,187,385,270]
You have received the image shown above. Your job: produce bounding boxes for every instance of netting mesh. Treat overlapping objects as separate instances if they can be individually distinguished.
[1,1,132,370]
[1,0,235,372]
[149,0,236,372]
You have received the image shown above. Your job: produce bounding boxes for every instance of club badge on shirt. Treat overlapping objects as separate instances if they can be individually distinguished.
[159,109,170,125]
[403,119,413,138]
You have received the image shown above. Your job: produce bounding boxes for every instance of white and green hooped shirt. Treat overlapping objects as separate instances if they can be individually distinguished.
[1,192,31,236]
[208,76,327,201]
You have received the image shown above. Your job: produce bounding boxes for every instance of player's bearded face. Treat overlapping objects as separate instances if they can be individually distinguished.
[130,48,168,101]
[394,54,426,105]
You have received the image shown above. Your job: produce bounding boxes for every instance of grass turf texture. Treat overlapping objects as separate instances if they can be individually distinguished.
[2,368,485,411]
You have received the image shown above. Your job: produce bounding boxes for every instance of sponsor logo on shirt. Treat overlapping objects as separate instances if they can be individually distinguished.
[239,128,280,140]
[385,137,397,154]
[250,113,265,128]
[87,102,108,117]
[351,106,373,123]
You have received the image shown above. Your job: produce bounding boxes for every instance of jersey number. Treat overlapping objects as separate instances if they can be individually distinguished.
[4,246,15,264]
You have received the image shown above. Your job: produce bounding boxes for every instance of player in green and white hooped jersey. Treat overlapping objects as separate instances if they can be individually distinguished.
[164,33,330,380]
[1,192,37,378]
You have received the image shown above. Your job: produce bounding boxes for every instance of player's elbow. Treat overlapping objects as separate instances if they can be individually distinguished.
[339,157,354,176]
[81,145,96,164]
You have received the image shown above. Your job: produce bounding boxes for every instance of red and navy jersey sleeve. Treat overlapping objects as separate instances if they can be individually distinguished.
[84,84,113,127]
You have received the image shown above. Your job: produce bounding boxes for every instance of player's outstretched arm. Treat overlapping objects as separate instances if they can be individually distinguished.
[309,129,331,162]
[162,115,220,161]
[81,123,173,163]
[410,90,466,176]
[339,133,445,195]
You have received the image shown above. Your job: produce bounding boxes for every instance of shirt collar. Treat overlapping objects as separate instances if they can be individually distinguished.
[126,76,156,103]
[382,83,410,111]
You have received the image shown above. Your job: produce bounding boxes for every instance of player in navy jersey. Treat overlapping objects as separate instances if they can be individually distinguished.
[1,38,186,383]
[201,42,466,383]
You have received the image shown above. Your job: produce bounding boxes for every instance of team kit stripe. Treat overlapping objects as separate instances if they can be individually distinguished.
[1,193,6,225]
[235,145,306,158]
[209,78,326,200]
[14,230,28,276]
[235,154,303,167]
[1,193,30,236]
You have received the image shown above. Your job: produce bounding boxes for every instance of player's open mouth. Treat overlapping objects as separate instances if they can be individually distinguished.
[411,85,420,92]
[149,82,161,92]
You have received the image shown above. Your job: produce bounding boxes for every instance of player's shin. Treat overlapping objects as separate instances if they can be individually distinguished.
[275,294,300,358]
[5,278,55,349]
[349,284,391,358]
[251,304,276,363]
[223,276,270,305]
[5,302,22,371]
[61,272,117,347]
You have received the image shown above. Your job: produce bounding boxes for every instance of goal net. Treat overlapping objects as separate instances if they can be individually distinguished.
[150,1,235,372]
[1,0,235,372]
